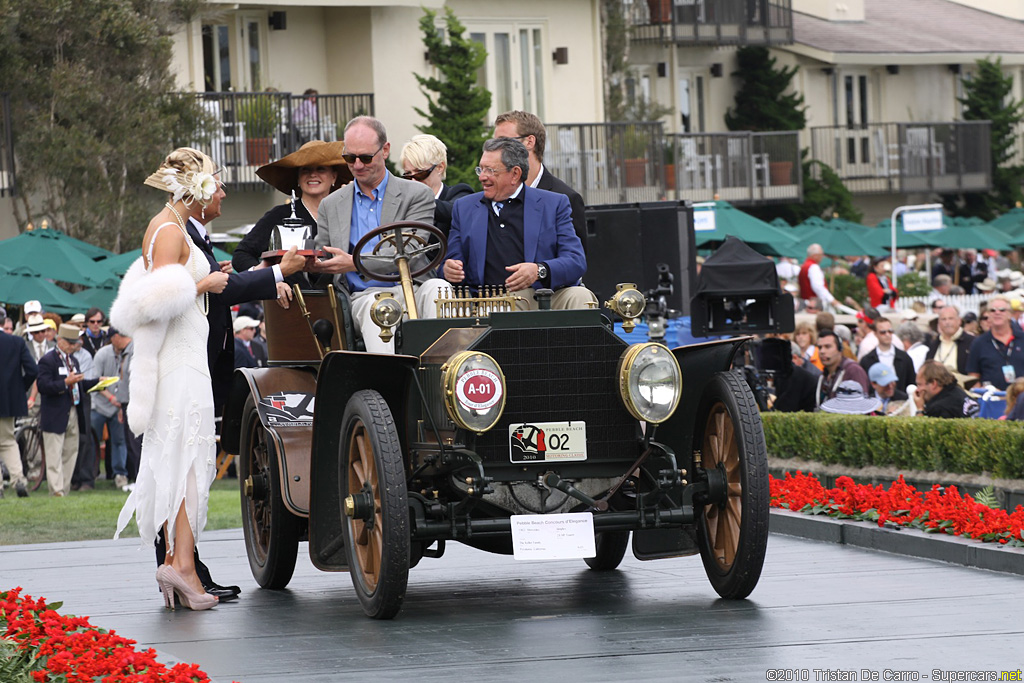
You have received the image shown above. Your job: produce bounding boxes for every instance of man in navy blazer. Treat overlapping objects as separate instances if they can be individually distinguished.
[0,309,38,498]
[36,324,100,496]
[444,138,595,311]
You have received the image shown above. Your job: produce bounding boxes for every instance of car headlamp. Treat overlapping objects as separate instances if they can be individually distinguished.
[604,283,646,333]
[369,293,404,343]
[441,351,506,433]
[617,342,681,423]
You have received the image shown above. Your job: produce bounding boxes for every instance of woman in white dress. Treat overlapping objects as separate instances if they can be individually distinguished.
[111,148,229,611]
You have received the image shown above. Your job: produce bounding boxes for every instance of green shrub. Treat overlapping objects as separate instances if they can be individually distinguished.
[830,273,867,307]
[762,412,1024,479]
[896,271,930,298]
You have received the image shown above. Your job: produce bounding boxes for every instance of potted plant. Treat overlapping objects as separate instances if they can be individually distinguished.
[237,96,280,165]
[621,126,651,187]
[663,140,677,190]
[647,0,672,23]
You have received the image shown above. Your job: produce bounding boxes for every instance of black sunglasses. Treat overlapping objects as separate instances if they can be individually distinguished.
[401,165,437,181]
[342,144,383,165]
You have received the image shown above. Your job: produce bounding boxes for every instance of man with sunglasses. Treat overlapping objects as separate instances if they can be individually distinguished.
[313,116,447,353]
[967,295,1024,389]
[80,308,109,357]
[443,137,594,311]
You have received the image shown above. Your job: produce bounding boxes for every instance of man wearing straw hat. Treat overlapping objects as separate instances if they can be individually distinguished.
[35,324,103,496]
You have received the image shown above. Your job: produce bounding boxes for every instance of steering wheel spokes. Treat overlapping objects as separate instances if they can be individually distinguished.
[352,221,446,283]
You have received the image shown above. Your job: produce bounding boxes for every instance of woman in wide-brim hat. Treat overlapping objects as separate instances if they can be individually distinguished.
[232,140,352,276]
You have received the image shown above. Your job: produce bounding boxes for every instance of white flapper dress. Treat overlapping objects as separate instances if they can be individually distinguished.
[114,222,217,554]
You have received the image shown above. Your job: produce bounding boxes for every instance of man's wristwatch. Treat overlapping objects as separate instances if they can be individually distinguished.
[536,262,548,281]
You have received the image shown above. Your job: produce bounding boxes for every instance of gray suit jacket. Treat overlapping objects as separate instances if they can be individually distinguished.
[315,172,436,293]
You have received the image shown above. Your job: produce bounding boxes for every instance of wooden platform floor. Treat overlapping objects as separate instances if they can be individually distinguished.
[3,528,1022,682]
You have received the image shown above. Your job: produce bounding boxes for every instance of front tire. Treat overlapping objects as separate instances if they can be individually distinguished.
[340,390,410,620]
[240,395,301,589]
[15,421,45,491]
[694,371,769,600]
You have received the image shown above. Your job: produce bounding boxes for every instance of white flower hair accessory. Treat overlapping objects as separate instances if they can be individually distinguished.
[160,168,218,206]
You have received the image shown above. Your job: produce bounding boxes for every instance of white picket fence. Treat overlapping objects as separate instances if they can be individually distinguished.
[896,294,989,315]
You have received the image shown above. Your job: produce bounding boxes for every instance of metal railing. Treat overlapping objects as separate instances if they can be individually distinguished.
[628,0,793,46]
[665,130,801,203]
[544,123,801,205]
[546,122,666,205]
[190,91,374,188]
[0,92,15,197]
[808,121,991,195]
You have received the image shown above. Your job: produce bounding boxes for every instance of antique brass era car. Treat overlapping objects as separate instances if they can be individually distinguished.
[222,217,772,619]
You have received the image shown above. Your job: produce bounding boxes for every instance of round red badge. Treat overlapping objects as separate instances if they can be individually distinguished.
[455,369,503,411]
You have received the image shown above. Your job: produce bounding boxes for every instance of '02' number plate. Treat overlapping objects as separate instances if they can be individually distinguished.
[508,421,587,463]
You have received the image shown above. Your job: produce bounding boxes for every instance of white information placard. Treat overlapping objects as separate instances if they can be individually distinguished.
[902,209,943,232]
[693,202,717,232]
[510,513,596,561]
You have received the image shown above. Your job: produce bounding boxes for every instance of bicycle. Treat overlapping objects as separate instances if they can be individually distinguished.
[14,416,46,491]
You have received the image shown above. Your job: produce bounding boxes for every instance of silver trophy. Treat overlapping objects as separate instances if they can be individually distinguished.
[269,191,312,251]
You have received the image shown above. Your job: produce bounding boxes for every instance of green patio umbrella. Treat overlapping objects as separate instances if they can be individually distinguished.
[0,229,118,286]
[790,225,889,258]
[988,207,1024,242]
[98,246,232,278]
[0,265,87,315]
[692,201,800,257]
[73,284,120,314]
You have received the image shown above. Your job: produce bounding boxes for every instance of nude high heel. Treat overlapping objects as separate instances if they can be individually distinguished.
[156,565,218,611]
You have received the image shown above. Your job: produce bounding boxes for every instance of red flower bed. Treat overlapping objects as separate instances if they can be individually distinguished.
[769,472,1024,546]
[0,588,234,682]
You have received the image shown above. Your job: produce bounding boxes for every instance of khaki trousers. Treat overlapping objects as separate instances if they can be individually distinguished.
[43,413,79,497]
[512,286,598,311]
[0,417,25,488]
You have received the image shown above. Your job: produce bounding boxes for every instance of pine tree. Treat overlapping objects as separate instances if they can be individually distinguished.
[725,47,806,132]
[413,8,492,188]
[943,57,1024,220]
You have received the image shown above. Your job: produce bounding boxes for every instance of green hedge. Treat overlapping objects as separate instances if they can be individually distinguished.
[762,413,1024,479]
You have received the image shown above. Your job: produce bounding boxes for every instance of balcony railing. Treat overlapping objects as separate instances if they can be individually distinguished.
[665,131,801,203]
[190,91,374,188]
[0,92,15,197]
[808,121,991,195]
[627,0,793,46]
[544,123,801,205]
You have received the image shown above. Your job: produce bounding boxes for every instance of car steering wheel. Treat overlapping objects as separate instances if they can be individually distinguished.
[351,221,447,283]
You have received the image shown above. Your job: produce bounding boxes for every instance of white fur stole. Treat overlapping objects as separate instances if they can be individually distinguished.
[109,258,198,433]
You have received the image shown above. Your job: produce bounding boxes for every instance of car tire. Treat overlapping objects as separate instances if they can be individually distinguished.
[693,370,769,600]
[584,530,630,571]
[240,394,301,589]
[340,389,410,620]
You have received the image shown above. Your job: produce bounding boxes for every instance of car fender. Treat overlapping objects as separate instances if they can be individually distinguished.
[307,350,418,572]
[223,366,318,517]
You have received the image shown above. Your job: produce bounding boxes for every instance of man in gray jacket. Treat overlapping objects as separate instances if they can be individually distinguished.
[91,328,132,489]
[313,115,448,353]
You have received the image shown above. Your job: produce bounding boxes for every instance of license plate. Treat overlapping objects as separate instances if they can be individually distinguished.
[508,421,586,463]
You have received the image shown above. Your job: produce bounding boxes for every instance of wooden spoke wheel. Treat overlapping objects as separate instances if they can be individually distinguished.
[340,390,409,620]
[584,530,630,571]
[694,371,769,600]
[15,420,45,491]
[240,395,301,589]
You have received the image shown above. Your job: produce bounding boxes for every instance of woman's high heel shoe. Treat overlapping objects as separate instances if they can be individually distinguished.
[156,565,218,611]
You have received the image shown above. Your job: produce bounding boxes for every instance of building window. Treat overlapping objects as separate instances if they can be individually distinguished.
[466,23,547,120]
[202,24,231,92]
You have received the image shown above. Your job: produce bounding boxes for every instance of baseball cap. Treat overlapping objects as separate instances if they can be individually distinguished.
[868,362,896,386]
[233,316,259,334]
[24,300,42,314]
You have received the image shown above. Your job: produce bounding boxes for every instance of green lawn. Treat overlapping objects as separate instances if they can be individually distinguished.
[0,478,242,546]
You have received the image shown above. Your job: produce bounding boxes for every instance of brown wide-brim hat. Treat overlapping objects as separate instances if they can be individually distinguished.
[256,140,352,195]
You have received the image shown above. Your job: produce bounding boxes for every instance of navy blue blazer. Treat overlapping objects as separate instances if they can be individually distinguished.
[233,337,261,369]
[0,333,38,418]
[36,349,98,433]
[448,186,586,290]
[186,219,276,412]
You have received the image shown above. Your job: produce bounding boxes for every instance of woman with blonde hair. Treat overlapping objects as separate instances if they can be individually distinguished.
[398,133,473,235]
[110,147,230,611]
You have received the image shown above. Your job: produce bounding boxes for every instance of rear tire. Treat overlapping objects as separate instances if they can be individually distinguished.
[584,531,630,571]
[693,371,769,600]
[15,421,45,491]
[240,395,301,589]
